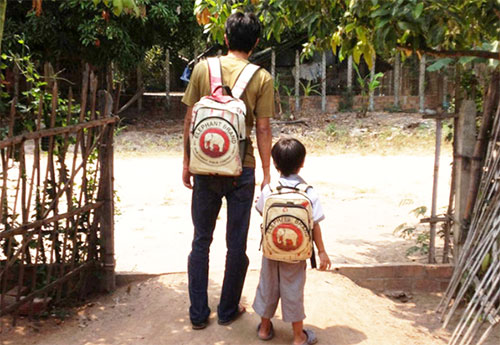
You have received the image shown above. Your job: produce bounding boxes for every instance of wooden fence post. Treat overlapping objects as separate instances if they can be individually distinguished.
[368,55,376,112]
[321,51,326,113]
[419,54,426,113]
[295,50,300,112]
[137,65,143,112]
[347,55,353,90]
[99,97,115,292]
[394,52,400,107]
[453,100,476,259]
[271,48,275,80]
[165,49,170,113]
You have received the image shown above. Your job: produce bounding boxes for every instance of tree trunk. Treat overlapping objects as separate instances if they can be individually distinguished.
[419,54,426,113]
[453,100,477,259]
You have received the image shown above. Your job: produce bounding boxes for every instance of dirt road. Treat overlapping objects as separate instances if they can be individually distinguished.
[113,152,452,274]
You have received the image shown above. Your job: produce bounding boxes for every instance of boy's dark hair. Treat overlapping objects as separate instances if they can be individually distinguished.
[225,12,261,53]
[271,138,306,177]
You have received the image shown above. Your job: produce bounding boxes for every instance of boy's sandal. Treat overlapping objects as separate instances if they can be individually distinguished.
[257,321,274,341]
[299,329,318,345]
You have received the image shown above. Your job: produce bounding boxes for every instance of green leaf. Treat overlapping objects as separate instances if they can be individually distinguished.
[414,3,424,18]
[345,22,356,33]
[93,0,100,6]
[397,21,411,31]
[112,0,123,16]
[427,58,453,72]
[370,7,391,18]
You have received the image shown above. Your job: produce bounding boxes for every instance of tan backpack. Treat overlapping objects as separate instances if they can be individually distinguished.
[189,57,260,176]
[261,183,316,266]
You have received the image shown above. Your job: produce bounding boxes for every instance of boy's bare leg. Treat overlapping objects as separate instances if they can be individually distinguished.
[258,317,272,338]
[292,321,307,345]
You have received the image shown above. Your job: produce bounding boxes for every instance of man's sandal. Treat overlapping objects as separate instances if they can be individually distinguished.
[218,305,246,326]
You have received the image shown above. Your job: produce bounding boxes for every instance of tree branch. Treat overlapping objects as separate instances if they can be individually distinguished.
[398,46,500,60]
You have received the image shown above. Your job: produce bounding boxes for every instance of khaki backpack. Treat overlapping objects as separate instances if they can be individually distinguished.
[189,57,260,176]
[261,183,316,266]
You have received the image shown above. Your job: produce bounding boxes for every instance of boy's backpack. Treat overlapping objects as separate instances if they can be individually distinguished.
[261,183,316,267]
[189,57,260,176]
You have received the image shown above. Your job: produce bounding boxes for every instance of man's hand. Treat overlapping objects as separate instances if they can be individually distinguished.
[182,165,193,189]
[261,173,270,190]
[182,106,194,189]
[318,251,331,271]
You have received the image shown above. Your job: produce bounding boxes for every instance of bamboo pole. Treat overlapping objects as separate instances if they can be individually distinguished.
[428,117,442,263]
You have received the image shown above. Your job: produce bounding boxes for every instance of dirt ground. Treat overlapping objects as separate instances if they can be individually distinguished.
[2,111,499,344]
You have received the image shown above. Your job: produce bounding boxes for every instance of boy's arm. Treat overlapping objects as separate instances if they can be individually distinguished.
[182,106,193,189]
[313,222,331,271]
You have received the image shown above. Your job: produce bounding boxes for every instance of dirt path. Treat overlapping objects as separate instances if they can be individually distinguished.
[7,113,495,345]
[113,152,452,274]
[4,270,454,345]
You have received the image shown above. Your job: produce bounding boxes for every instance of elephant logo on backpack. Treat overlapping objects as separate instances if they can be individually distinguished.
[270,220,304,251]
[200,129,229,158]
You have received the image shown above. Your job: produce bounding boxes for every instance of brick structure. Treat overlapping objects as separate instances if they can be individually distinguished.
[289,94,440,113]
[333,263,453,293]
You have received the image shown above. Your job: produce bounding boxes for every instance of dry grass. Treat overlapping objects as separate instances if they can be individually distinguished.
[114,110,453,156]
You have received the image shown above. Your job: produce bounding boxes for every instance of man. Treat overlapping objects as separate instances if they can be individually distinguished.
[181,12,274,330]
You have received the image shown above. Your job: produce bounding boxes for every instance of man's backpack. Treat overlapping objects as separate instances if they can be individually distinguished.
[189,57,260,176]
[261,183,316,266]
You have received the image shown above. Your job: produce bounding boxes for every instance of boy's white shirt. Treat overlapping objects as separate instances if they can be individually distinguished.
[255,174,325,223]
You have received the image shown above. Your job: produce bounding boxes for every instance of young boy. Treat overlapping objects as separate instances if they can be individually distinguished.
[253,137,331,345]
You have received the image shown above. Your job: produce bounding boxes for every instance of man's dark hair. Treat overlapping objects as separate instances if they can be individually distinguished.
[225,12,261,53]
[271,138,306,177]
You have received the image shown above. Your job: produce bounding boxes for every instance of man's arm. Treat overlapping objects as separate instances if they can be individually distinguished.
[182,106,193,189]
[256,117,272,189]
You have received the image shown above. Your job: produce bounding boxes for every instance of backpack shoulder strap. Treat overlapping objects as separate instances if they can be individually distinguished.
[207,57,223,96]
[295,183,312,193]
[232,63,260,99]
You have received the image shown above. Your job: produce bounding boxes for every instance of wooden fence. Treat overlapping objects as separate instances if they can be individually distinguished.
[0,66,117,322]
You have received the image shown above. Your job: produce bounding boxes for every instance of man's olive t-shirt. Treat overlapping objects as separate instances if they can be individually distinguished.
[182,55,275,168]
